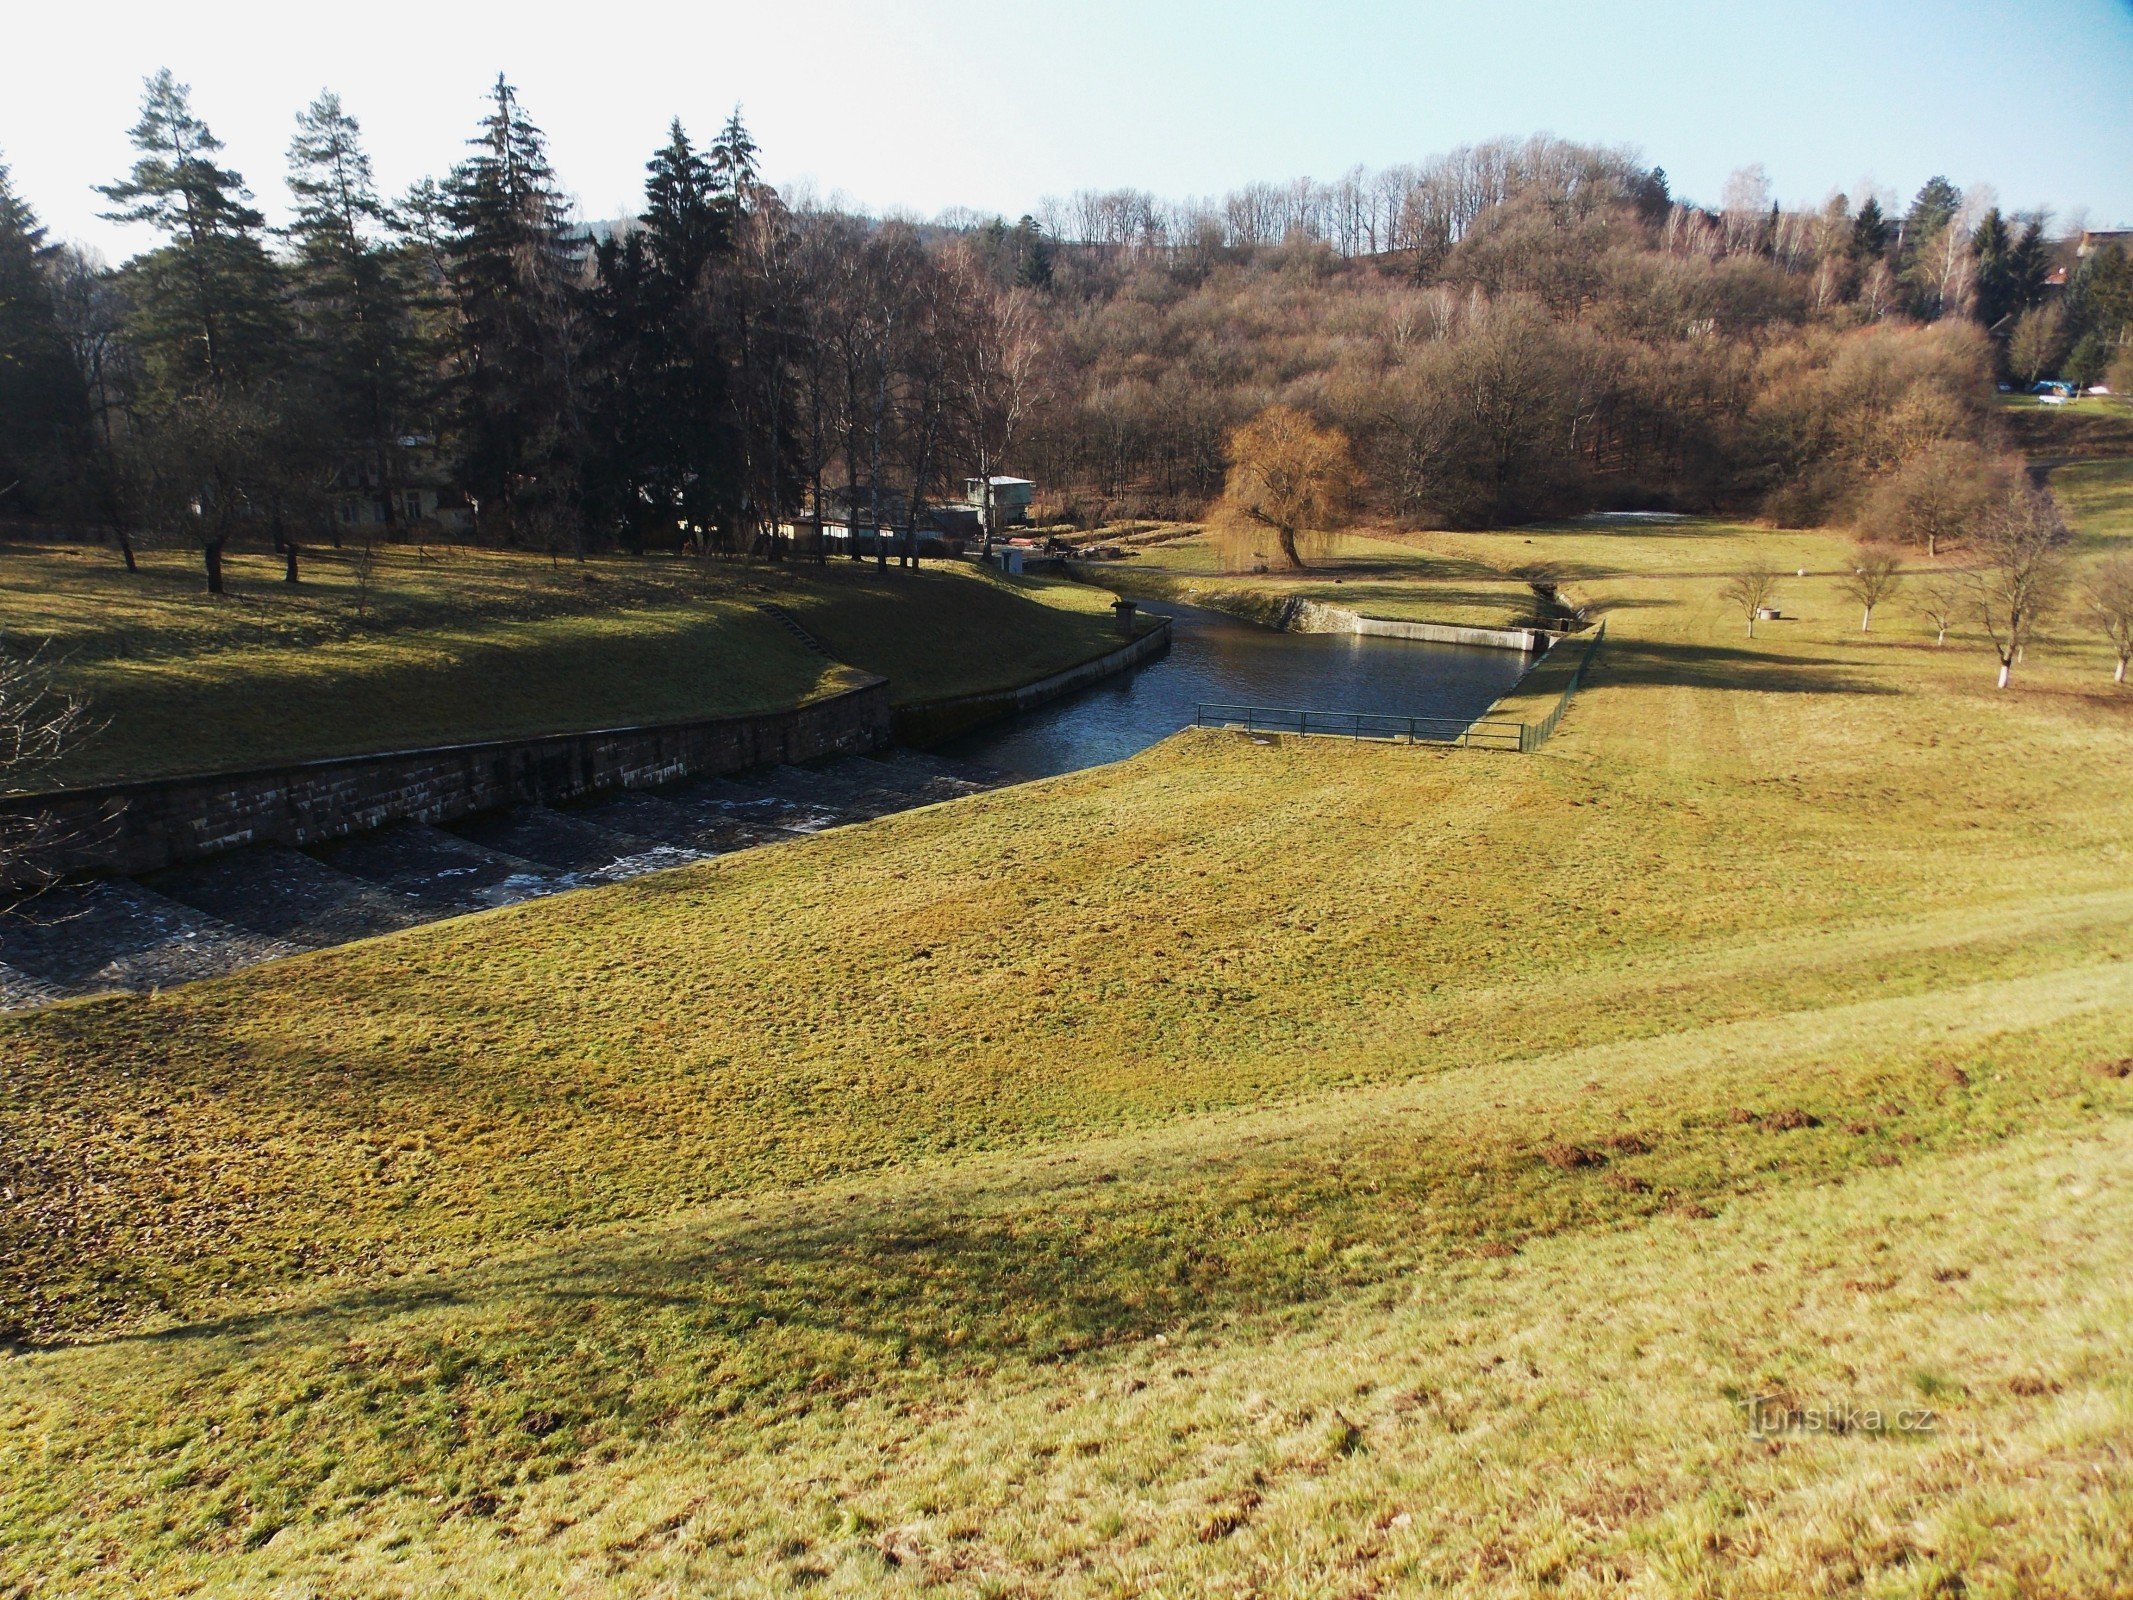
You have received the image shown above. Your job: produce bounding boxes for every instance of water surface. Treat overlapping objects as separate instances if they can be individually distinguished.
[944,599,1535,777]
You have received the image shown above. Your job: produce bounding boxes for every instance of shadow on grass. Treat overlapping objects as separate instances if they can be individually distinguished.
[1595,639,1898,696]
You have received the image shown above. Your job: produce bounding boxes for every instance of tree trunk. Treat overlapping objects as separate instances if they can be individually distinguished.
[1279,526,1306,570]
[1997,660,2011,689]
[204,539,226,595]
[1746,616,1755,638]
[117,529,138,573]
[1935,624,1946,646]
[285,543,301,584]
[2117,654,2127,684]
[1860,606,1871,632]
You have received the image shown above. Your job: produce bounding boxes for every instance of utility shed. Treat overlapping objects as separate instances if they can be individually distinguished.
[965,477,1035,526]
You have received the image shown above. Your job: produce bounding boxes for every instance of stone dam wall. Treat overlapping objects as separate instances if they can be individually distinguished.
[0,678,892,888]
[1275,599,1549,652]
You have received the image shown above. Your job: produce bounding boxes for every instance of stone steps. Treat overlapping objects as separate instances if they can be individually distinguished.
[143,845,432,948]
[877,747,1025,788]
[306,824,559,912]
[446,805,670,877]
[0,747,1014,1012]
[569,789,798,855]
[690,775,846,833]
[0,878,302,997]
[0,957,63,1012]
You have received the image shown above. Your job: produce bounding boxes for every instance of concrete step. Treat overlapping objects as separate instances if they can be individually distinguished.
[846,753,988,805]
[687,775,846,833]
[446,805,669,877]
[0,879,302,997]
[142,844,434,948]
[879,747,1023,788]
[0,957,63,1012]
[570,789,797,855]
[735,763,905,821]
[307,824,560,911]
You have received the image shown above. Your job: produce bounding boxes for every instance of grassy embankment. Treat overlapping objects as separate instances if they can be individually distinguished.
[1089,526,1542,630]
[1999,391,2133,461]
[3,492,2133,1593]
[0,542,1133,790]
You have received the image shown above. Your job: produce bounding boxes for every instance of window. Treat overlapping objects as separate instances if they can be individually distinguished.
[339,500,358,525]
[404,491,424,522]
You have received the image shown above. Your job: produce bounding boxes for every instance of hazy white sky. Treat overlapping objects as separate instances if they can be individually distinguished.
[8,0,2132,258]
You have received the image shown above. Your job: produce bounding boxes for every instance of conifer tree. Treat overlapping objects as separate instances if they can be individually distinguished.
[285,91,417,527]
[442,75,585,545]
[97,70,286,392]
[1850,197,1890,261]
[0,159,91,514]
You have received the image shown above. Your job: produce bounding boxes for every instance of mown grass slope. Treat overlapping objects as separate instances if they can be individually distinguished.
[3,509,2131,1595]
[0,544,1132,788]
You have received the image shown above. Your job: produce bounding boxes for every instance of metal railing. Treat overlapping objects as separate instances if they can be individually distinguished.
[1195,704,1527,750]
[1522,619,1607,750]
[1195,620,1608,755]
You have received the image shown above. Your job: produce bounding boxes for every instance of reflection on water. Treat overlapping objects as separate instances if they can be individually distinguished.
[943,599,1536,777]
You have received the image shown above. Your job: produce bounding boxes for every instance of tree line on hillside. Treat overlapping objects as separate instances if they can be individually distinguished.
[0,73,1045,587]
[3,82,2132,590]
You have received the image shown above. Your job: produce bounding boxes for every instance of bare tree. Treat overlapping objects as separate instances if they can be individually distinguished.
[1718,564,1779,638]
[1967,485,2068,688]
[1,645,93,901]
[1864,441,2008,558]
[345,525,382,617]
[2082,554,2133,684]
[942,244,1048,558]
[1913,573,1963,646]
[2007,305,2066,388]
[1839,543,1903,631]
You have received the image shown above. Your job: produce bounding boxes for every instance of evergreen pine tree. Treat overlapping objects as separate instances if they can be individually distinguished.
[1850,197,1890,260]
[97,70,286,392]
[442,75,585,544]
[642,119,725,288]
[619,119,735,545]
[285,91,418,529]
[708,109,761,236]
[0,158,92,514]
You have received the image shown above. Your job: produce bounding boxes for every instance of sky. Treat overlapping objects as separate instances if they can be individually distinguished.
[6,0,2132,260]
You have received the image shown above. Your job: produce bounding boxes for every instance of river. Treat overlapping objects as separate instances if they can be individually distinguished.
[942,599,1537,777]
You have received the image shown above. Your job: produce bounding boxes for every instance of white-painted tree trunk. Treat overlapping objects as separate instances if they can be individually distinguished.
[2117,655,2128,684]
[1997,661,2011,689]
[1860,606,1871,632]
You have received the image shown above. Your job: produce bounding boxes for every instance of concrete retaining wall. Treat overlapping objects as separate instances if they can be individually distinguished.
[0,678,892,887]
[893,618,1173,746]
[1280,598,1548,652]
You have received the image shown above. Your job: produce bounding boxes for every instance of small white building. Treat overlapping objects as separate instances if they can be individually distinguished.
[964,476,1035,527]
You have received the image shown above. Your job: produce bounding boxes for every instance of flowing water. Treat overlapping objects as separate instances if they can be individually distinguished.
[943,599,1537,777]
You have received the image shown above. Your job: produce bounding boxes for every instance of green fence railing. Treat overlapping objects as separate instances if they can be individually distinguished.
[1519,619,1607,751]
[1195,705,1528,750]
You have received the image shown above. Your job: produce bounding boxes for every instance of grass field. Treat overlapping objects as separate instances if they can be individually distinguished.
[0,542,1136,790]
[1094,527,1541,630]
[4,499,2133,1593]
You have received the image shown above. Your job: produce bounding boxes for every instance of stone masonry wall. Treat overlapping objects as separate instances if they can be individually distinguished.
[0,678,891,888]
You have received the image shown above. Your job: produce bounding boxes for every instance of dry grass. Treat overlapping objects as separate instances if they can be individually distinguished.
[4,504,2133,1594]
[0,543,1134,789]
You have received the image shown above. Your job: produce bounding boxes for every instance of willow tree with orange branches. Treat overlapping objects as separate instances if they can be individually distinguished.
[1208,405,1357,571]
